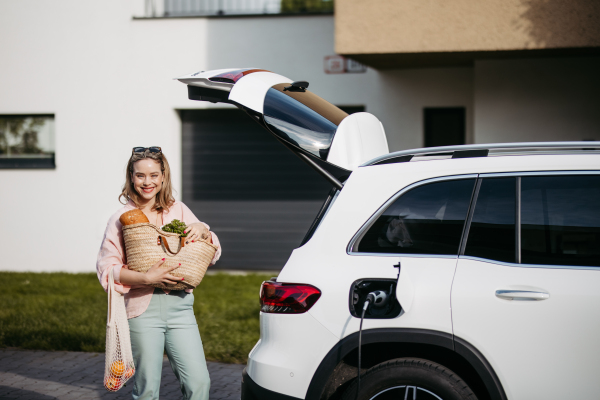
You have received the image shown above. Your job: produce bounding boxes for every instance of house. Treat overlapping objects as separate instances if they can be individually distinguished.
[0,0,598,272]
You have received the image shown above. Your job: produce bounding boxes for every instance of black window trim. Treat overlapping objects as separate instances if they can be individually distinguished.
[300,186,339,246]
[516,176,522,264]
[347,173,479,256]
[460,175,518,263]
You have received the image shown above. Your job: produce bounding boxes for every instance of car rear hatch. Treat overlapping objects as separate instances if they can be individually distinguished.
[177,68,389,188]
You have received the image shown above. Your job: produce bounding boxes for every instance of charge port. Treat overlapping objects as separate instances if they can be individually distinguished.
[349,279,402,319]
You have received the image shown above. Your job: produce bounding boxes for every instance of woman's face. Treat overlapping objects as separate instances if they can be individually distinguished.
[132,159,163,202]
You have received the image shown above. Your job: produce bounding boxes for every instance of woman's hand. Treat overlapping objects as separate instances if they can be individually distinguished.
[184,222,210,243]
[144,259,184,286]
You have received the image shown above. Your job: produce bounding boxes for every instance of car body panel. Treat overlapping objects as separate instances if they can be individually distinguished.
[176,68,241,91]
[452,257,600,400]
[327,112,389,171]
[247,312,339,399]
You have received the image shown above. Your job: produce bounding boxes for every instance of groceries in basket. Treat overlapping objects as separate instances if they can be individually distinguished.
[120,209,218,290]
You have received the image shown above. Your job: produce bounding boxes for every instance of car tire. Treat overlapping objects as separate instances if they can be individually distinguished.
[342,358,478,400]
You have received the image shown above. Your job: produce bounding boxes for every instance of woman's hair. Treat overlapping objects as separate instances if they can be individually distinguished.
[119,149,175,212]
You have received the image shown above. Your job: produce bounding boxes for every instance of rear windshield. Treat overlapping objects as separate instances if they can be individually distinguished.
[263,84,348,160]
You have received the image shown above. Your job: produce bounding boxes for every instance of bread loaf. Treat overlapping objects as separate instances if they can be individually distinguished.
[119,209,150,226]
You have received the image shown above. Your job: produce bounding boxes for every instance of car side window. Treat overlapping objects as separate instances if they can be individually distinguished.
[356,179,475,255]
[521,175,600,267]
[464,177,516,263]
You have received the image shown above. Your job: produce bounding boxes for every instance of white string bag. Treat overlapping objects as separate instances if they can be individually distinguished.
[104,267,135,392]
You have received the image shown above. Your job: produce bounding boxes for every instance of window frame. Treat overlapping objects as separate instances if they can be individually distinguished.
[0,114,56,170]
[347,174,479,257]
[349,170,600,270]
[461,170,600,270]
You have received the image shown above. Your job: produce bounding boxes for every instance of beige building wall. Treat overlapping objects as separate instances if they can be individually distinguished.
[368,68,474,150]
[474,57,600,143]
[336,0,600,68]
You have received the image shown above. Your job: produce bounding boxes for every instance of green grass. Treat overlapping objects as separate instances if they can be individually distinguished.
[0,272,271,364]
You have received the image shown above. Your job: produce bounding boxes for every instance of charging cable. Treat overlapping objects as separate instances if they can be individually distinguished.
[355,263,401,400]
[356,293,374,400]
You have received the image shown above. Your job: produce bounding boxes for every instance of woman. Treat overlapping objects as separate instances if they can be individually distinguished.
[96,147,221,400]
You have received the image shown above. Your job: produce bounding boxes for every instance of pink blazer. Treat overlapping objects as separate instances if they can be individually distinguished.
[96,200,222,319]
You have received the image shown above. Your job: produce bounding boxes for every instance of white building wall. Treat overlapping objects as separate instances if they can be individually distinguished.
[474,57,600,143]
[0,0,480,272]
[0,1,208,272]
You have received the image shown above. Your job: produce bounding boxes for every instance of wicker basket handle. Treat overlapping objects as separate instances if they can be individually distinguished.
[158,236,186,256]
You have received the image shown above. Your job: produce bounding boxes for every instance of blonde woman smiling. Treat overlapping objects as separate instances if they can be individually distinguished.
[97,147,221,400]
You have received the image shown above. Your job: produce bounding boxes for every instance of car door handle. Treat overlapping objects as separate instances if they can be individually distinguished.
[495,290,550,301]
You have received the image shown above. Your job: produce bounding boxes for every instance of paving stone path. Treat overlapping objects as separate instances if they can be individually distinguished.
[0,349,244,400]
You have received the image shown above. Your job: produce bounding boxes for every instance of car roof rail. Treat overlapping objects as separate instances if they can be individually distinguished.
[364,141,600,167]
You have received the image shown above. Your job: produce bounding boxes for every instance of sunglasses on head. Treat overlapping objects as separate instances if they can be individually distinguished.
[132,146,162,154]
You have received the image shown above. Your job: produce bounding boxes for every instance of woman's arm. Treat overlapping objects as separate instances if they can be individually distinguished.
[97,214,131,294]
[119,259,185,286]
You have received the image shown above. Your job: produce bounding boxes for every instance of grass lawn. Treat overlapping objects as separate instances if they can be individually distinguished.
[0,272,271,364]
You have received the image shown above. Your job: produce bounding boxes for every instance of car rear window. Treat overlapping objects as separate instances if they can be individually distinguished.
[268,83,348,126]
[263,84,348,160]
[356,179,475,255]
[464,177,516,263]
[521,175,600,267]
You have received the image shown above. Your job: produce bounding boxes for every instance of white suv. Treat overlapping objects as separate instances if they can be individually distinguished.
[177,69,600,400]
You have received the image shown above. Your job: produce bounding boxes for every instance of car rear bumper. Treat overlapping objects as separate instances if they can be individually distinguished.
[242,368,302,400]
[245,312,339,398]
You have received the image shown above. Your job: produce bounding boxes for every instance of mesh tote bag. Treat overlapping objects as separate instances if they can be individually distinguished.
[122,223,218,291]
[104,268,135,392]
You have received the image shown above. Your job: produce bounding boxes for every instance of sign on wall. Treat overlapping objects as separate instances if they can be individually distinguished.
[324,55,367,74]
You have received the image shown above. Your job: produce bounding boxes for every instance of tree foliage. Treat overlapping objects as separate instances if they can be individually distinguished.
[280,0,333,13]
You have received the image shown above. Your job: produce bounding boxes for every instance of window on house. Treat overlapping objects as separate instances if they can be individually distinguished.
[356,179,476,255]
[424,107,466,147]
[0,115,55,169]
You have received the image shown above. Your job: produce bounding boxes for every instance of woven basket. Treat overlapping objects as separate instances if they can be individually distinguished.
[122,223,218,290]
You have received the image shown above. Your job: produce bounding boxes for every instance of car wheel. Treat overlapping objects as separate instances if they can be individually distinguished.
[342,358,477,400]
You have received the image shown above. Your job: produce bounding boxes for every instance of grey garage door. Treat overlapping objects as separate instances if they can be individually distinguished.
[181,108,364,270]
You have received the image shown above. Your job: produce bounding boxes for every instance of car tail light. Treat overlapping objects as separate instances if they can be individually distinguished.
[260,281,321,314]
[209,68,270,84]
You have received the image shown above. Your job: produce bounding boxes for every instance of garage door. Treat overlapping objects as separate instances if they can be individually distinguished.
[181,108,362,270]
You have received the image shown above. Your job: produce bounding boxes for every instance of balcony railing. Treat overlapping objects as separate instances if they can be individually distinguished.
[142,0,333,17]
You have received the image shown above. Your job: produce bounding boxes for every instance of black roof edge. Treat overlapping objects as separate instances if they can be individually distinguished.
[452,149,489,159]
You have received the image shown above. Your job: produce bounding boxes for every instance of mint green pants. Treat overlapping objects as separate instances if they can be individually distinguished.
[128,289,210,400]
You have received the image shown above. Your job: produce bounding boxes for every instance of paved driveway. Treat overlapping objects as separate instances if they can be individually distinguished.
[0,349,244,400]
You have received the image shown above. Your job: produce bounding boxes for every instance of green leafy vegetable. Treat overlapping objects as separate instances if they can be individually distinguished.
[162,219,188,237]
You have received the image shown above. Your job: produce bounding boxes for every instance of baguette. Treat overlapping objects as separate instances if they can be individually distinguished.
[119,209,150,226]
